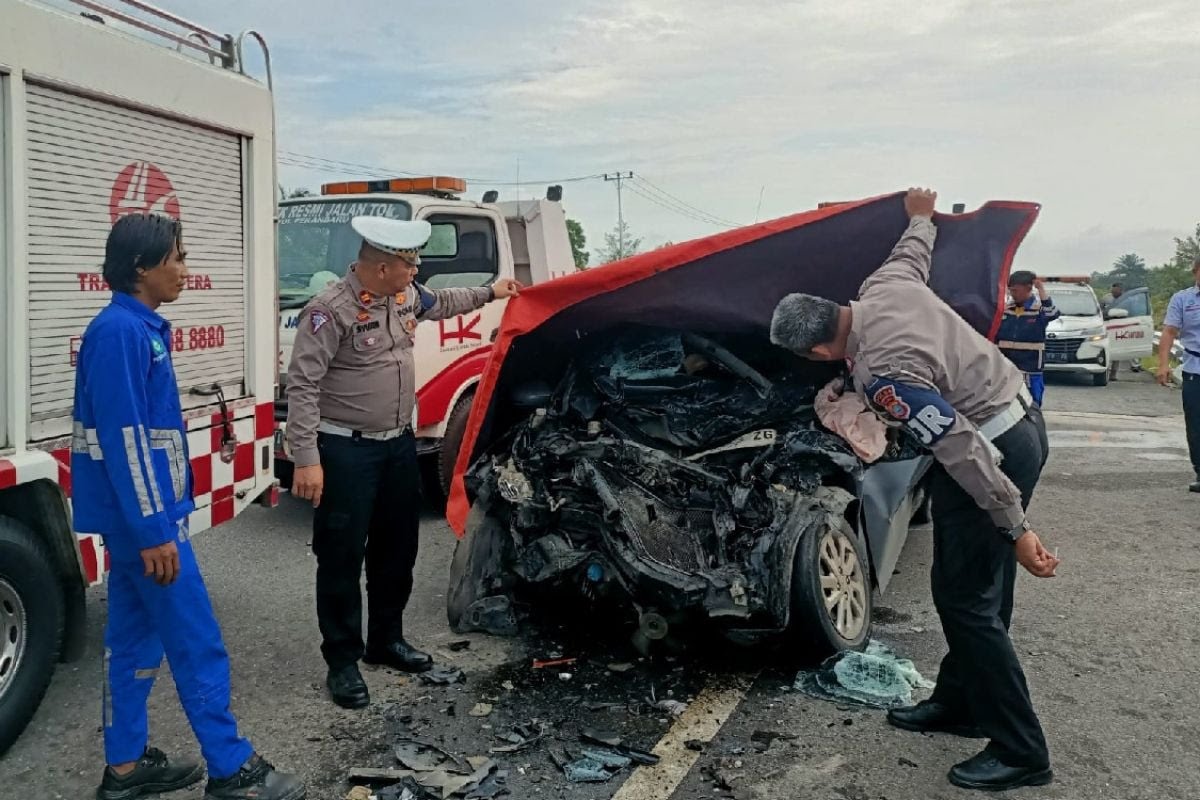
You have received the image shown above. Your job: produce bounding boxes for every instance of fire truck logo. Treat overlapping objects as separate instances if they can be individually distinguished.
[439,314,483,348]
[109,161,181,223]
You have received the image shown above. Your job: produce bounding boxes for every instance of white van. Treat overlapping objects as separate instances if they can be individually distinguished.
[1040,281,1154,386]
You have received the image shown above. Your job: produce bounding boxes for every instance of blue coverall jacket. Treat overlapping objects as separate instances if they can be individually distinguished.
[71,292,195,562]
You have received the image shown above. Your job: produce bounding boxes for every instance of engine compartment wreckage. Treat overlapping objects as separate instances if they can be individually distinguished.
[444,192,1040,656]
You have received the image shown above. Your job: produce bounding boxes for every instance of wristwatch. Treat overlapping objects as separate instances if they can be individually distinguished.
[1000,519,1032,543]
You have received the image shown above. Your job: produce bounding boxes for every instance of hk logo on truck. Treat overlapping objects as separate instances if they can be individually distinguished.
[439,314,483,350]
[109,161,181,223]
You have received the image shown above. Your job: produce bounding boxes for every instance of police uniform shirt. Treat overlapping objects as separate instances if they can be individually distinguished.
[846,216,1029,530]
[285,269,492,467]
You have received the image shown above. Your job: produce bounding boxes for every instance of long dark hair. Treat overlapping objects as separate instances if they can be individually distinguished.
[103,213,183,294]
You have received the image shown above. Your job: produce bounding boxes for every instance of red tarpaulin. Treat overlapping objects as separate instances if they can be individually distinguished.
[447,191,1039,534]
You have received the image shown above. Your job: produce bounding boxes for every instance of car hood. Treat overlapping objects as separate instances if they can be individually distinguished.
[447,192,1040,534]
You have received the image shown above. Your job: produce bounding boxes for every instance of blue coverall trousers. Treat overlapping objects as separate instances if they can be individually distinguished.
[103,532,253,778]
[1023,372,1045,406]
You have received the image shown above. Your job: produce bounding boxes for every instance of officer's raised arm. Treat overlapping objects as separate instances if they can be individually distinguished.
[412,277,522,323]
[861,188,938,291]
[285,302,341,470]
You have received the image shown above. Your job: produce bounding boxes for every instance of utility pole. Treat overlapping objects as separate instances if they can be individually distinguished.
[604,171,634,258]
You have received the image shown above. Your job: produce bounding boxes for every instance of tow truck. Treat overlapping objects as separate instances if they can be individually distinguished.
[273,177,575,496]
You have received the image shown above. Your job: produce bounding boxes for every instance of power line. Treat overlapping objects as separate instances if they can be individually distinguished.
[632,175,744,228]
[624,181,737,229]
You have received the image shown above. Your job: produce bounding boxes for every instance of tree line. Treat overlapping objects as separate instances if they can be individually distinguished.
[1091,222,1200,323]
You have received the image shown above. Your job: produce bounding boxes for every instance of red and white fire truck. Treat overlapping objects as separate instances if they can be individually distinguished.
[0,0,278,753]
[273,179,575,496]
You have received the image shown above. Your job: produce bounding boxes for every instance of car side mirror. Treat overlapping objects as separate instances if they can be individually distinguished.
[1106,307,1129,319]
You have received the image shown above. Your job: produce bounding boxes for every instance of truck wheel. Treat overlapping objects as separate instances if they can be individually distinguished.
[785,517,872,662]
[438,393,475,500]
[0,517,64,756]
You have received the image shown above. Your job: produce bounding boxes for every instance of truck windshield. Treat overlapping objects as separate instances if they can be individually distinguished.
[278,199,412,308]
[1048,289,1100,317]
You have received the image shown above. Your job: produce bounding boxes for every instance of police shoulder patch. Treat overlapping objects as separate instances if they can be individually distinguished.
[310,309,330,333]
[865,376,957,446]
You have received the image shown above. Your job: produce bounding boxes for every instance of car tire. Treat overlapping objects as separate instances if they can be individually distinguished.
[438,392,475,500]
[786,517,872,661]
[0,516,64,756]
[1093,369,1110,387]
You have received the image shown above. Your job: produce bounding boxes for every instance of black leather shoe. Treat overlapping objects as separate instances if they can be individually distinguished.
[1189,476,1200,493]
[364,639,434,673]
[887,701,984,738]
[326,664,370,709]
[204,754,306,800]
[96,746,203,800]
[948,751,1053,791]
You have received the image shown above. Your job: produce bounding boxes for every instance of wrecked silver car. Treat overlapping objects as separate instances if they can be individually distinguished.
[444,194,1040,658]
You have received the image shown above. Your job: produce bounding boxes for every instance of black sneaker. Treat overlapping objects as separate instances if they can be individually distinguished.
[96,747,203,800]
[204,754,305,800]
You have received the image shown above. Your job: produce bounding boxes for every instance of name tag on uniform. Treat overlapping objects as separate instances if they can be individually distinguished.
[354,320,380,334]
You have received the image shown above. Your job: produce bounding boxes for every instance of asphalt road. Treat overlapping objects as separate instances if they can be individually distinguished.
[2,372,1196,800]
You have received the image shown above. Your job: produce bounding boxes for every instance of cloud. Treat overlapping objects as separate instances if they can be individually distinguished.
[131,0,1200,271]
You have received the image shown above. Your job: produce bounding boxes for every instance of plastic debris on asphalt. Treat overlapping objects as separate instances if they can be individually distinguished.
[793,640,935,709]
[420,666,466,686]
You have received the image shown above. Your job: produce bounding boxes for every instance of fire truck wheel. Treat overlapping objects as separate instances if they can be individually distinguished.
[438,393,475,499]
[0,516,64,756]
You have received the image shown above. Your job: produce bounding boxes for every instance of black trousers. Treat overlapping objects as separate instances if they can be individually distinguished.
[1184,372,1200,476]
[928,406,1050,768]
[313,431,421,669]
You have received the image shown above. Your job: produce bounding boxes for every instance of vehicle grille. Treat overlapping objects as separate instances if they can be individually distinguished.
[1045,337,1084,361]
[616,489,707,573]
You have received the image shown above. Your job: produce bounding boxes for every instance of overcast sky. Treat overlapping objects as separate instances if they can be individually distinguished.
[97,0,1200,272]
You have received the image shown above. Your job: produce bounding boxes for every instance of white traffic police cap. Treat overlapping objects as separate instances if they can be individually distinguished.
[351,216,432,264]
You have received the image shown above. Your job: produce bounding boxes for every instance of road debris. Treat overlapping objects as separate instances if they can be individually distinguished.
[557,672,573,681]
[607,662,635,673]
[532,657,577,669]
[345,787,372,800]
[794,639,934,709]
[469,703,494,717]
[448,641,472,652]
[420,666,466,686]
[561,748,633,783]
[654,699,688,717]
[750,730,798,753]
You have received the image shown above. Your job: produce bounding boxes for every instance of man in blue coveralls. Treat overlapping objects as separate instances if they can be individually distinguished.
[73,213,305,800]
[995,271,1060,406]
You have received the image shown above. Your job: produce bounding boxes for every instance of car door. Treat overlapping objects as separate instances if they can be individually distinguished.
[1106,287,1154,361]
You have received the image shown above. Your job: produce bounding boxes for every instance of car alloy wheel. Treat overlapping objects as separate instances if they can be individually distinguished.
[817,529,868,641]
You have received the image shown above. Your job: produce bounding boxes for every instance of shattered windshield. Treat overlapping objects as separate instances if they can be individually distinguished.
[277,199,412,308]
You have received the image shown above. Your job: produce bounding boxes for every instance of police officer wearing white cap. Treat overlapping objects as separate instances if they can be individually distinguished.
[285,215,521,709]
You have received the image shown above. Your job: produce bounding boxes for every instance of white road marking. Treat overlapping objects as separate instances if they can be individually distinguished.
[611,673,756,800]
[1043,410,1184,432]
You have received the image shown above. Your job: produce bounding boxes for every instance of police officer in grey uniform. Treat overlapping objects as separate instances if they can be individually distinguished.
[770,189,1061,792]
[286,216,521,709]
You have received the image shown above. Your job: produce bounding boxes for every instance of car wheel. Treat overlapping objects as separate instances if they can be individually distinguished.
[0,517,64,756]
[787,517,872,660]
[1093,369,1110,387]
[437,393,475,501]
